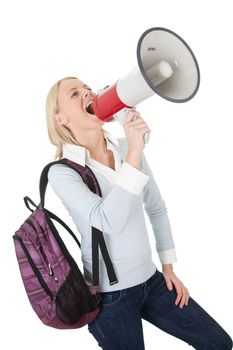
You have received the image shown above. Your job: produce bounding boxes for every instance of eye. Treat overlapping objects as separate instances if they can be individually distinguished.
[71,91,79,98]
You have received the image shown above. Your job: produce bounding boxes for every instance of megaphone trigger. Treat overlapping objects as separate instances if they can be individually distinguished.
[144,131,150,144]
[113,107,135,125]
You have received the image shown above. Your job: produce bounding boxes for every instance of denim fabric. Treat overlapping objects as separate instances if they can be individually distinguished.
[88,269,232,349]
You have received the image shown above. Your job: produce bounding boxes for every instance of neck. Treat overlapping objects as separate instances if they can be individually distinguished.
[72,128,108,157]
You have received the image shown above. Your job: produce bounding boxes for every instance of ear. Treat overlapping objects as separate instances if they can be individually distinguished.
[54,112,68,126]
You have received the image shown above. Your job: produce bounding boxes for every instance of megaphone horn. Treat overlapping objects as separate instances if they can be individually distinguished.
[89,27,200,144]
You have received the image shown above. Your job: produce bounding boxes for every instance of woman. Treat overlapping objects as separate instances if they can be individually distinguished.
[46,76,232,350]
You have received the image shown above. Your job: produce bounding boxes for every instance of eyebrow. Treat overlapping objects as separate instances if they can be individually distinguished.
[67,84,91,95]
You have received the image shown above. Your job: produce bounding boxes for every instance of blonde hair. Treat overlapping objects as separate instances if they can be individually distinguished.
[46,76,81,160]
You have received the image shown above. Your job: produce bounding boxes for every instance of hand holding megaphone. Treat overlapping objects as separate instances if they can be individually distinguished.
[123,109,151,152]
[114,106,151,144]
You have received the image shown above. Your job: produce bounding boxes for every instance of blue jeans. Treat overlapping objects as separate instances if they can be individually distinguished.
[88,269,232,349]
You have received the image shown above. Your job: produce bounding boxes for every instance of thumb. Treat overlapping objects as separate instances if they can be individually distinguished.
[124,108,138,124]
[163,274,173,291]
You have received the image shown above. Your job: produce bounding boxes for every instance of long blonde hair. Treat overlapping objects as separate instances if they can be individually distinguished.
[46,76,102,160]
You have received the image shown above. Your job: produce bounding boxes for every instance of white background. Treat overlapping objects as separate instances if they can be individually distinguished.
[1,0,233,349]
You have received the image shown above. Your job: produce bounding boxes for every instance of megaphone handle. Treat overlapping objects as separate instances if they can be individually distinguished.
[144,131,150,144]
[131,107,150,144]
[114,107,150,144]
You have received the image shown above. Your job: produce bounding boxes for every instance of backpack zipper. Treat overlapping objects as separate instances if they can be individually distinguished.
[13,235,54,300]
[26,218,59,283]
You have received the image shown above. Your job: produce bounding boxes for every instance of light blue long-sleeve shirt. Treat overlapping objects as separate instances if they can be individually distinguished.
[48,129,177,292]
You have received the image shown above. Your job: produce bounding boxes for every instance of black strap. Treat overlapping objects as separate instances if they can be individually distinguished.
[45,208,81,249]
[92,227,118,286]
[24,196,81,248]
[37,158,118,286]
[24,196,38,212]
[39,158,103,209]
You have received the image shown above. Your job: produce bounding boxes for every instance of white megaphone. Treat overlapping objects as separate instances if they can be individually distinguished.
[87,27,200,144]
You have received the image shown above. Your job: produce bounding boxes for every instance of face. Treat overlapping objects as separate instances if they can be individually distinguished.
[54,78,104,131]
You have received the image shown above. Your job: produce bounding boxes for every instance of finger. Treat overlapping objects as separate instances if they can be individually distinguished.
[185,288,190,306]
[129,117,145,125]
[123,111,139,124]
[175,287,182,305]
[126,118,150,131]
[134,125,150,131]
[179,287,187,309]
[131,114,140,120]
[163,274,173,291]
[124,115,140,126]
[128,119,146,128]
[181,286,189,306]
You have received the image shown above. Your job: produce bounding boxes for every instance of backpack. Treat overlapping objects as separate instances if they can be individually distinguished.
[12,158,118,329]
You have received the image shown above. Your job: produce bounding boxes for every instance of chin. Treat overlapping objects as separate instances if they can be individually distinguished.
[93,116,105,124]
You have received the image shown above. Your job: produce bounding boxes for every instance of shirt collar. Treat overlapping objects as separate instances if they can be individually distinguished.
[62,129,120,166]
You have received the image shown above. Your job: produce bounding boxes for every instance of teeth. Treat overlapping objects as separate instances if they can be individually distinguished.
[84,100,95,116]
[85,101,92,109]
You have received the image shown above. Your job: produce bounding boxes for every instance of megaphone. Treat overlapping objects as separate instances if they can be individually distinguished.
[88,27,200,144]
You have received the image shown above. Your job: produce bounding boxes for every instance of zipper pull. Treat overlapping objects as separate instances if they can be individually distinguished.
[48,263,54,276]
[48,263,59,282]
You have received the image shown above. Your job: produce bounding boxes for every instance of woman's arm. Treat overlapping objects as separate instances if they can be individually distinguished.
[141,156,191,307]
[141,151,178,265]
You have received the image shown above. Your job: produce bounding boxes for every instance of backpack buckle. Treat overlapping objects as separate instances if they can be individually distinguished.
[110,279,118,285]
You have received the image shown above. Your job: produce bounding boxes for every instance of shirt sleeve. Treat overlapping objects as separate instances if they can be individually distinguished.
[116,160,149,195]
[48,161,149,236]
[141,152,178,265]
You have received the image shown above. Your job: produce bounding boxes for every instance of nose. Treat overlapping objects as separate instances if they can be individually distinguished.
[83,90,96,100]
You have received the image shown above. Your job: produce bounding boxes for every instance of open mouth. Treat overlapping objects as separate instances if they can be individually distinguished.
[85,101,95,115]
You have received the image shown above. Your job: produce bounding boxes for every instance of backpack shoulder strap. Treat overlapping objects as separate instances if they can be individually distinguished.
[39,158,102,208]
[39,157,118,287]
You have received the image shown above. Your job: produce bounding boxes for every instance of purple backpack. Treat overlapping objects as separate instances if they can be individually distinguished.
[12,158,118,329]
